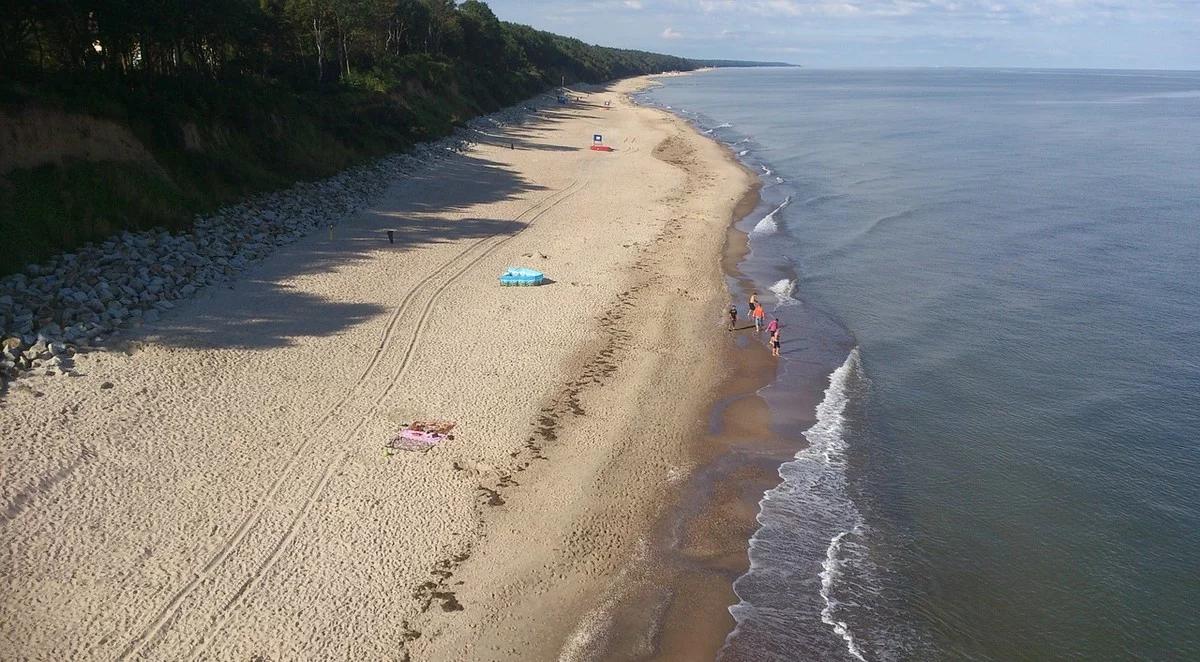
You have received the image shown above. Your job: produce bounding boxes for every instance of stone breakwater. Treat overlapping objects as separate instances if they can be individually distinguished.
[0,95,561,384]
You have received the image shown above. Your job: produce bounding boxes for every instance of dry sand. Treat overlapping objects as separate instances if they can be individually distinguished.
[0,77,755,660]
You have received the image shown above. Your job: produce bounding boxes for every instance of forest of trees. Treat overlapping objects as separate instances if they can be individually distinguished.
[0,1,697,272]
[3,0,695,92]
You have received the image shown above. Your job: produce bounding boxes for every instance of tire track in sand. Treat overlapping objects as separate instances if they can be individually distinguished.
[184,168,595,659]
[116,160,594,660]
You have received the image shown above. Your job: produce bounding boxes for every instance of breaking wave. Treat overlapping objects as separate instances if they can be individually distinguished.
[721,349,873,662]
[751,196,792,235]
[769,278,798,306]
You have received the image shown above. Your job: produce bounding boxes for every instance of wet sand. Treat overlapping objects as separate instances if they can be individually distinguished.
[584,174,819,661]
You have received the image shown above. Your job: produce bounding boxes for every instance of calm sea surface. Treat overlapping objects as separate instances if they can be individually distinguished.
[641,69,1200,660]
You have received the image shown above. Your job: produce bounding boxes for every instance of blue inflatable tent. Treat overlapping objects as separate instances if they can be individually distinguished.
[499,267,546,286]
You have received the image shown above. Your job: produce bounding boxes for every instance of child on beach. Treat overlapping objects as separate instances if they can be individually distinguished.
[771,328,781,357]
[748,292,759,317]
[752,304,765,332]
[766,318,779,336]
[728,304,738,331]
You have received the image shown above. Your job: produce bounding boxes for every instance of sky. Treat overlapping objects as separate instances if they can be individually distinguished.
[483,0,1200,69]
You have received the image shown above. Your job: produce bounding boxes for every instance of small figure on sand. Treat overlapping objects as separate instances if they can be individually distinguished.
[752,303,765,332]
[728,304,738,331]
[766,317,779,336]
[748,292,759,317]
[771,328,781,357]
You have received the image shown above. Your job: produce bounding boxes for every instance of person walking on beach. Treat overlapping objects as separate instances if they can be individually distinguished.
[728,304,739,331]
[771,328,781,357]
[752,303,765,332]
[748,292,759,317]
[766,317,779,336]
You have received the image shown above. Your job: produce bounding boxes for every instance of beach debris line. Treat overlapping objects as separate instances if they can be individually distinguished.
[385,420,457,453]
[499,267,546,287]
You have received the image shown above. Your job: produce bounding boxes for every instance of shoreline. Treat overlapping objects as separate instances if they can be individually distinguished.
[409,78,763,661]
[634,77,860,662]
[586,109,817,660]
[0,77,759,659]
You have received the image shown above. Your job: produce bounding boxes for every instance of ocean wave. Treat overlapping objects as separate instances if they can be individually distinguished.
[862,208,918,236]
[722,349,871,662]
[769,278,798,307]
[821,529,867,661]
[1035,90,1200,105]
[809,208,919,263]
[848,175,898,188]
[751,196,792,235]
[738,149,750,156]
[806,349,867,661]
[803,193,848,206]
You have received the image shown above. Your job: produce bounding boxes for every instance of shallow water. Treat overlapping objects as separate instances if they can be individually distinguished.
[642,68,1200,660]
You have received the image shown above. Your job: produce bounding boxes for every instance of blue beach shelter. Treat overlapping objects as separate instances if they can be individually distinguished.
[499,267,546,286]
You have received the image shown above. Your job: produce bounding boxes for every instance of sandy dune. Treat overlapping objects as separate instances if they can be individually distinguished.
[1,78,753,660]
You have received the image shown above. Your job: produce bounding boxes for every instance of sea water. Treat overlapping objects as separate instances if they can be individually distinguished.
[641,69,1200,660]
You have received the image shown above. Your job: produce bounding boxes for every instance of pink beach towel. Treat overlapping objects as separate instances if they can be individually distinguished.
[386,430,443,452]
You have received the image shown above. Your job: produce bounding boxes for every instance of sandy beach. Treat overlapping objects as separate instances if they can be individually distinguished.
[0,77,755,660]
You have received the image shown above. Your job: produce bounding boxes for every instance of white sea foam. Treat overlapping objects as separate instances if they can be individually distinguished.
[751,196,791,236]
[738,149,750,156]
[769,278,797,306]
[808,349,868,661]
[722,349,869,661]
[751,217,776,235]
[821,529,867,662]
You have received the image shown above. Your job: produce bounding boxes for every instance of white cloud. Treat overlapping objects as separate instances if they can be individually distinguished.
[479,0,1200,68]
[682,0,1182,21]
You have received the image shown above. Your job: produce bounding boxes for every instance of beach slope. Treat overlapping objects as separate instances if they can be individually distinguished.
[0,77,752,659]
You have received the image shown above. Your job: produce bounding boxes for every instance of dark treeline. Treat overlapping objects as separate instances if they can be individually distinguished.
[4,0,694,91]
[0,1,696,273]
